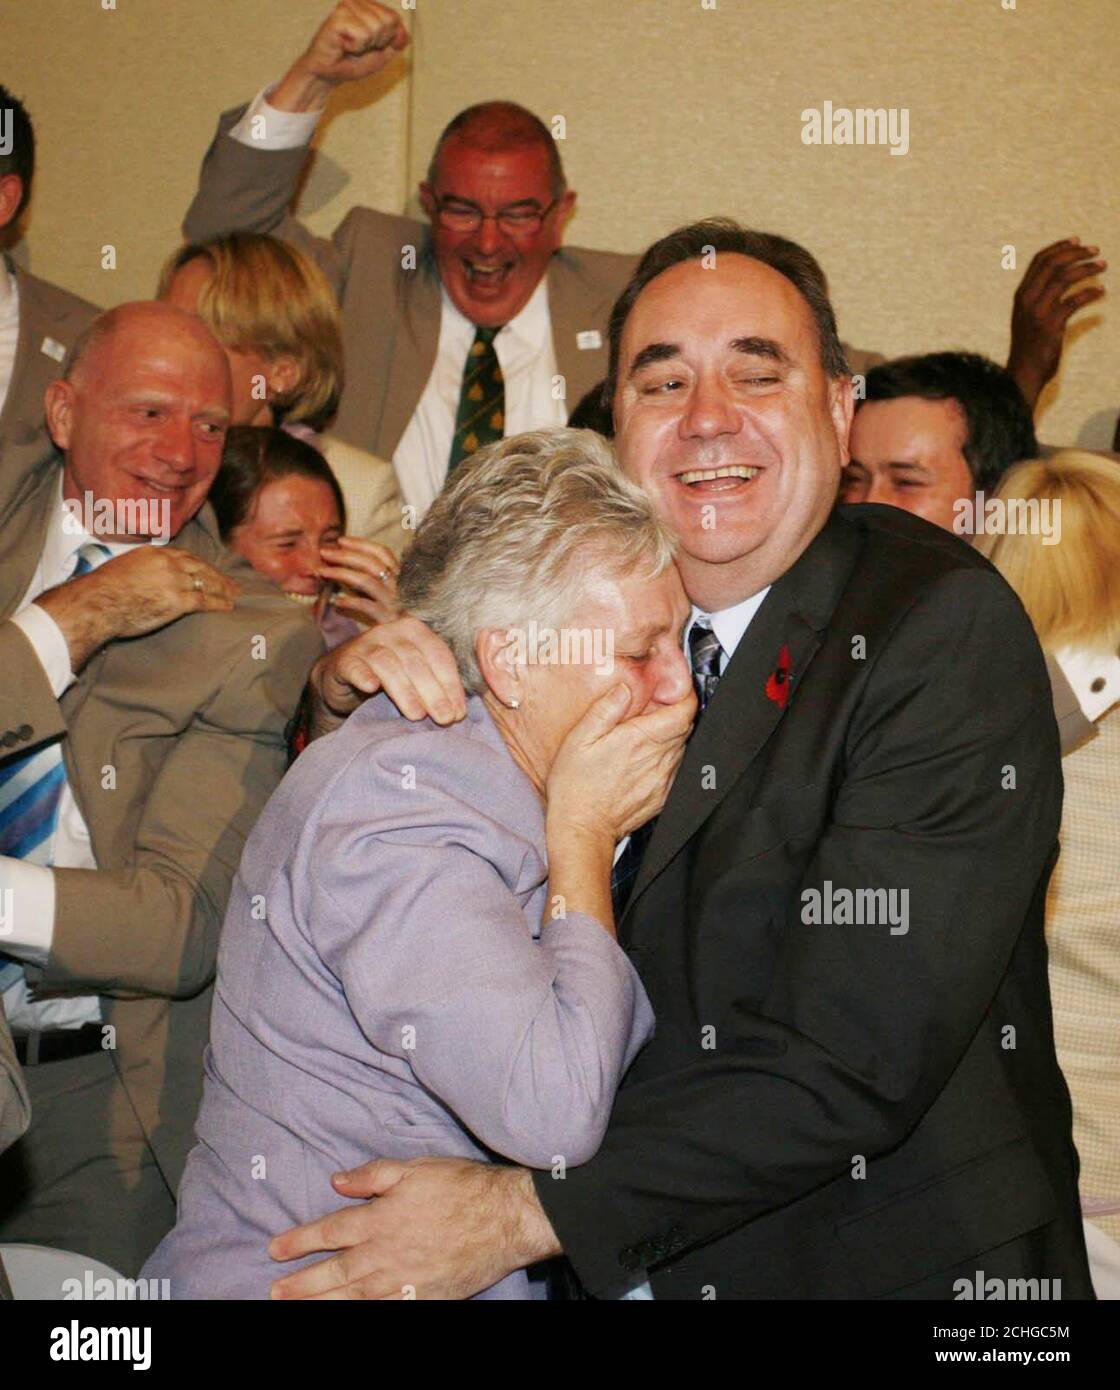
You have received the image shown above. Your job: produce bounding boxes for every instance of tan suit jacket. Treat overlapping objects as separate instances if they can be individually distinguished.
[185,106,636,463]
[0,260,99,509]
[0,997,29,1159]
[0,461,324,1190]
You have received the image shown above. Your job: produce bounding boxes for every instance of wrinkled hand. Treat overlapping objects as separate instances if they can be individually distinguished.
[547,684,696,843]
[268,1158,558,1300]
[36,546,238,673]
[1008,237,1106,409]
[319,535,402,627]
[308,613,466,735]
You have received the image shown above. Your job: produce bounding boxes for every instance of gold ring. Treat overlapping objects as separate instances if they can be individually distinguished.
[192,576,204,592]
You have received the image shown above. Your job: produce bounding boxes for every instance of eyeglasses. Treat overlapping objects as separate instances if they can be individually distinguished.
[432,196,560,236]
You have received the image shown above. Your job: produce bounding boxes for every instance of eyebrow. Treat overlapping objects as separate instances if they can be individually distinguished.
[627,336,793,377]
[439,194,544,211]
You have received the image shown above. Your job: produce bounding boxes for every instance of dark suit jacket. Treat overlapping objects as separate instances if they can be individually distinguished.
[184,106,883,470]
[0,259,98,507]
[0,459,323,1190]
[536,505,1092,1299]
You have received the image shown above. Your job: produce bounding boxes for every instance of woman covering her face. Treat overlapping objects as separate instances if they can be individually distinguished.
[142,428,696,1299]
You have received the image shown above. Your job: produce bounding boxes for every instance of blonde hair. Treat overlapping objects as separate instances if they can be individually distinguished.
[157,233,343,429]
[974,449,1120,652]
[398,428,678,692]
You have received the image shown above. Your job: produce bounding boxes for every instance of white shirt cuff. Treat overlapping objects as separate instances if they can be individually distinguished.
[0,855,56,965]
[10,604,75,698]
[1052,644,1120,725]
[229,83,323,150]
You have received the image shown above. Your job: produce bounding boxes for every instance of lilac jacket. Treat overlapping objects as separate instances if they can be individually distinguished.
[143,694,654,1299]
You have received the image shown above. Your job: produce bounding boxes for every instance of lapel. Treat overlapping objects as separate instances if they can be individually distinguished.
[623,514,863,925]
[0,455,57,617]
[549,252,614,411]
[376,254,442,460]
[0,262,74,489]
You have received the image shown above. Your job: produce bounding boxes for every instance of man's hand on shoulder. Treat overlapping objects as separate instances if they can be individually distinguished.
[268,1157,561,1300]
[36,547,237,675]
[273,2,410,114]
[308,613,466,737]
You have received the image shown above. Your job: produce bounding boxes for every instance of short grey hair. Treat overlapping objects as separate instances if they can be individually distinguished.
[398,428,677,693]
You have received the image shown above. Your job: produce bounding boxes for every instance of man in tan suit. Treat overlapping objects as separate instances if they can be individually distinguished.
[183,2,635,520]
[1,85,98,503]
[0,303,323,1276]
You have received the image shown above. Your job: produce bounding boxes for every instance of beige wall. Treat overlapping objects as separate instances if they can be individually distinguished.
[5,0,1117,447]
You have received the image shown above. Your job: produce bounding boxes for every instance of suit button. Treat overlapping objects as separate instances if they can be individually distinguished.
[1,731,17,748]
[16,724,31,741]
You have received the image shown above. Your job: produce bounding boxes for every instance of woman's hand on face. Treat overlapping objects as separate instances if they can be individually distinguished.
[546,683,697,844]
[318,535,403,626]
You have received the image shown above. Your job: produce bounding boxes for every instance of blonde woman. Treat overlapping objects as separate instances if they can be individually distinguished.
[159,233,406,620]
[975,448,1120,1297]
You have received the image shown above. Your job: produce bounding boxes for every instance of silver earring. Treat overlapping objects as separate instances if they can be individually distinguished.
[509,697,520,710]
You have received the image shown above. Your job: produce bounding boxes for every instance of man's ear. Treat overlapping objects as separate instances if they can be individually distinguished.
[554,189,577,242]
[0,173,24,232]
[266,355,303,403]
[44,379,75,451]
[418,182,436,219]
[828,374,856,467]
[475,626,521,704]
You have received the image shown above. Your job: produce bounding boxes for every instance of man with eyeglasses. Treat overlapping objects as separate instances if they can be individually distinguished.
[184,1,634,519]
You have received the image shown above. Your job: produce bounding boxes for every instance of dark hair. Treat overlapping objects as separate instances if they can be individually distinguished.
[427,101,566,198]
[0,85,35,223]
[603,218,850,412]
[210,426,346,540]
[861,352,1039,492]
[567,379,614,438]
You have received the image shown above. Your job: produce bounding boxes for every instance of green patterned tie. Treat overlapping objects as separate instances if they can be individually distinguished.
[449,325,505,473]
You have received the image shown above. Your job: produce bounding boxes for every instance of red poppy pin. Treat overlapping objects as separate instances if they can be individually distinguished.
[765,644,792,710]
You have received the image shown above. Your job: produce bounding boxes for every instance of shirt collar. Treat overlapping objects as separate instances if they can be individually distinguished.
[686,586,772,663]
[0,263,15,314]
[440,274,552,355]
[1052,642,1120,724]
[43,473,147,580]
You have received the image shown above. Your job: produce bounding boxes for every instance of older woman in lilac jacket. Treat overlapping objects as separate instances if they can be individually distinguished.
[143,429,696,1298]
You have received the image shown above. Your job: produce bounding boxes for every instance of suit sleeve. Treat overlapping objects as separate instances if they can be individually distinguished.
[307,736,654,1168]
[183,104,353,299]
[535,567,1063,1296]
[31,612,323,1000]
[0,994,30,1157]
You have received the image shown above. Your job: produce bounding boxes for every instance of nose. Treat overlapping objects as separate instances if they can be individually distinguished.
[473,215,505,257]
[863,473,894,506]
[155,415,195,473]
[651,645,695,706]
[681,372,740,441]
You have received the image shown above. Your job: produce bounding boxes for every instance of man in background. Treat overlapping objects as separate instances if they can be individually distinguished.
[0,303,322,1276]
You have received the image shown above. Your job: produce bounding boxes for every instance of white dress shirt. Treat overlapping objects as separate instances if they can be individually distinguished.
[1053,643,1120,725]
[0,266,20,421]
[1,478,141,1031]
[229,88,568,519]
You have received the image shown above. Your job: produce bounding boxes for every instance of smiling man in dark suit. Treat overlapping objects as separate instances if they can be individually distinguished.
[266,219,1091,1301]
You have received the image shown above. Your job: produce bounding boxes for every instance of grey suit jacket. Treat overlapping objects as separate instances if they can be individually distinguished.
[184,105,636,460]
[143,692,653,1299]
[0,461,324,1191]
[0,260,99,508]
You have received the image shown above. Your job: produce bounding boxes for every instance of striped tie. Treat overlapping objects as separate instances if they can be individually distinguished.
[688,619,725,713]
[448,325,505,474]
[0,541,113,990]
